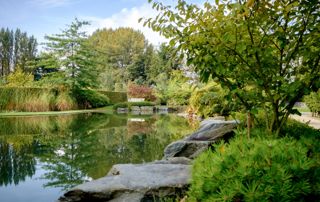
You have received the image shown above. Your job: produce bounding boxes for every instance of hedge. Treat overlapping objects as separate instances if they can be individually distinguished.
[98,90,127,104]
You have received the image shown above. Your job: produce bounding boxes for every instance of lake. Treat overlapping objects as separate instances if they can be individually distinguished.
[0,113,194,202]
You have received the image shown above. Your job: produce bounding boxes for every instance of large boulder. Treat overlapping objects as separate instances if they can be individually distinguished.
[164,140,213,159]
[164,119,238,159]
[186,119,238,141]
[58,162,190,202]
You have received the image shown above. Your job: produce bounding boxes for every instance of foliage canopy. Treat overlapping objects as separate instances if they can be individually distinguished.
[44,18,101,89]
[145,0,320,133]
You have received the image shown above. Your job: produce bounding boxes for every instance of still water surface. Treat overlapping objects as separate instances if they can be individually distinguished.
[0,113,194,202]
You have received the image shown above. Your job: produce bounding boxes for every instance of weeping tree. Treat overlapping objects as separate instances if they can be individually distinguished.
[144,0,320,135]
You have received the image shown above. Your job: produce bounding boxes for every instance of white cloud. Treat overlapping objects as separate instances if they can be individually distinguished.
[82,4,168,46]
[28,0,74,8]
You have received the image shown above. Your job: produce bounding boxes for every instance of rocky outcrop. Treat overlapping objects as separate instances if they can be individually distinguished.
[58,119,238,202]
[59,161,190,202]
[163,119,238,159]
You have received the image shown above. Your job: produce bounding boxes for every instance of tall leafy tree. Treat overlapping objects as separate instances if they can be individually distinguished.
[89,28,148,89]
[0,28,37,76]
[145,0,320,134]
[44,19,101,89]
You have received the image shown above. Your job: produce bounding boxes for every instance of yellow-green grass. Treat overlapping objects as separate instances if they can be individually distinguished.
[0,107,114,117]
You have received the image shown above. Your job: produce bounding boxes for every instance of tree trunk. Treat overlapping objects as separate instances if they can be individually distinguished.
[247,111,251,138]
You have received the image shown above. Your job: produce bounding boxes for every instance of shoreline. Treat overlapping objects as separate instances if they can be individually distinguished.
[0,107,113,117]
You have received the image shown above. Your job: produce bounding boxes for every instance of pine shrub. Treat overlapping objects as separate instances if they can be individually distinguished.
[188,137,320,201]
[72,88,110,108]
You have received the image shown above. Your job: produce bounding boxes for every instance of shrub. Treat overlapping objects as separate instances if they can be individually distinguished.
[113,102,129,110]
[189,82,232,117]
[188,136,320,201]
[304,90,320,117]
[72,88,110,108]
[6,68,33,87]
[98,90,127,104]
[128,83,156,101]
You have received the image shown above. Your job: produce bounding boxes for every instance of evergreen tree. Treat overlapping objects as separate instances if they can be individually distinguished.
[44,18,101,89]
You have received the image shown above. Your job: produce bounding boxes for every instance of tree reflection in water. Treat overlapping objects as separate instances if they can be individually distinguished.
[0,141,36,186]
[0,113,195,191]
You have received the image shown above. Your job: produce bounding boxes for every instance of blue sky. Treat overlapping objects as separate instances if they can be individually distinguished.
[0,0,203,48]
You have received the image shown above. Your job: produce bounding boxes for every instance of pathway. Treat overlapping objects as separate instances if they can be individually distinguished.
[290,112,320,129]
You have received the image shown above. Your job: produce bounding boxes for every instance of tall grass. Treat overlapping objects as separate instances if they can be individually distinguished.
[0,87,113,112]
[55,91,77,111]
[0,87,75,112]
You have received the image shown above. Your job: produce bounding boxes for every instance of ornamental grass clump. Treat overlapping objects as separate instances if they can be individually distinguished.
[188,136,320,202]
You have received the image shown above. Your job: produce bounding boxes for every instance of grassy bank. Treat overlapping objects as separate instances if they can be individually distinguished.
[0,87,125,112]
[0,106,114,117]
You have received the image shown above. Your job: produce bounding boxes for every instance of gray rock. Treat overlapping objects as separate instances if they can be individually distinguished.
[117,108,128,113]
[186,120,238,141]
[140,106,154,111]
[154,157,192,165]
[131,106,141,111]
[156,106,169,111]
[163,119,238,159]
[108,192,144,202]
[59,163,190,202]
[164,140,214,159]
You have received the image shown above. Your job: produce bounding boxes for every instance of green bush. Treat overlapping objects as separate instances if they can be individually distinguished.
[304,90,320,117]
[6,68,33,87]
[155,70,192,106]
[98,90,127,104]
[188,136,320,201]
[72,89,110,108]
[113,102,129,110]
[190,82,231,117]
[129,101,155,107]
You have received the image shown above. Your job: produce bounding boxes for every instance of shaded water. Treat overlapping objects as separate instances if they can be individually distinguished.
[0,113,194,202]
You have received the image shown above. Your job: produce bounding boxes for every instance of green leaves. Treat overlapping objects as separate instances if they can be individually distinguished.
[44,19,101,89]
[145,0,320,132]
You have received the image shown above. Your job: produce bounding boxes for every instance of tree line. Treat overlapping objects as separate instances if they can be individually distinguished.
[0,28,37,76]
[0,22,185,93]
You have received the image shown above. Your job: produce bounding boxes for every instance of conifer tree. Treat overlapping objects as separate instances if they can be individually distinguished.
[44,18,101,89]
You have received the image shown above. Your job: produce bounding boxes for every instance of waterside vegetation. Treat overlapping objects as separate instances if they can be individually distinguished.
[0,0,319,201]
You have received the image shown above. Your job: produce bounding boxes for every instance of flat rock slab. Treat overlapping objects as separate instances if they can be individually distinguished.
[164,140,213,159]
[186,120,238,141]
[163,119,238,159]
[59,163,190,202]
